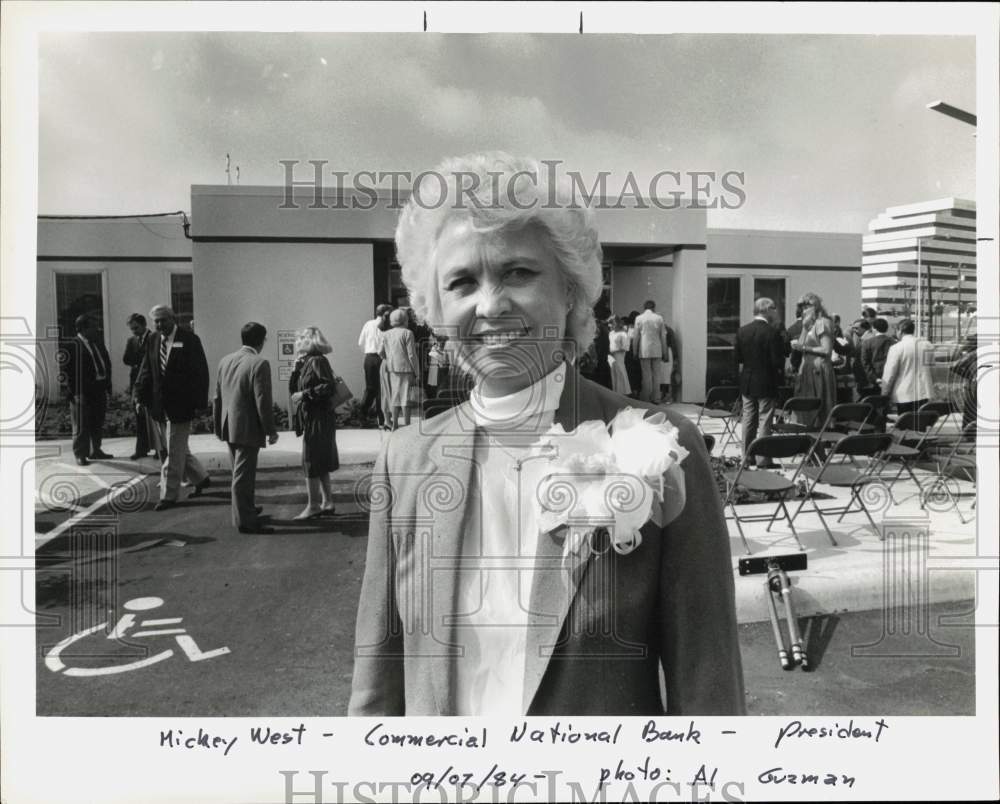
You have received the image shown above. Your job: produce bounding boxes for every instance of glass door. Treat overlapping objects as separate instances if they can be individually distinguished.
[706,276,741,390]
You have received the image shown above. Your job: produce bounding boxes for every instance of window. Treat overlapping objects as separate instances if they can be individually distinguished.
[170,273,194,330]
[706,276,740,389]
[754,277,786,327]
[55,273,104,338]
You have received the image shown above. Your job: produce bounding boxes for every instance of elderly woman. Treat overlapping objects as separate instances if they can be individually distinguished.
[790,292,837,425]
[379,308,419,430]
[288,326,339,519]
[349,153,744,717]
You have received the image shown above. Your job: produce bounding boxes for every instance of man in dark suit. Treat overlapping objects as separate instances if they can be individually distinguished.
[784,303,805,377]
[734,297,785,467]
[134,304,211,511]
[62,314,113,466]
[213,323,279,534]
[860,317,896,395]
[122,313,155,460]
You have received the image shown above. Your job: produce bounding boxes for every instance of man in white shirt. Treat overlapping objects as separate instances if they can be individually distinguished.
[880,318,934,416]
[358,304,391,427]
[631,299,668,403]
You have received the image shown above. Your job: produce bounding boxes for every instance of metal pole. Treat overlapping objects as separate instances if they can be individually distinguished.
[916,238,922,337]
[957,271,963,339]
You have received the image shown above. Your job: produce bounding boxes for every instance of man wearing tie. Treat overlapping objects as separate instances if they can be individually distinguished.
[122,313,155,460]
[631,299,669,403]
[213,322,279,534]
[62,314,113,466]
[134,304,212,511]
[734,297,785,466]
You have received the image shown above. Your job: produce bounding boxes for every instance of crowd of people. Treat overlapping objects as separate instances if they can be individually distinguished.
[63,307,346,535]
[354,296,682,430]
[734,291,953,461]
[356,303,446,430]
[577,300,679,404]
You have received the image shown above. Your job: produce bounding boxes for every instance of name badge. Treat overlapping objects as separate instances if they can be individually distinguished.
[171,342,184,349]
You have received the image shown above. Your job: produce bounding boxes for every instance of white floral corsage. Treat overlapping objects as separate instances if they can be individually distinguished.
[531,408,689,559]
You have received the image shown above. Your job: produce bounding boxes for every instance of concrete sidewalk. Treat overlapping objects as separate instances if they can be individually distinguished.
[35,409,978,624]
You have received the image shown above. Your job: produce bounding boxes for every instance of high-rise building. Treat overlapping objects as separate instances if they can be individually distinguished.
[862,198,976,340]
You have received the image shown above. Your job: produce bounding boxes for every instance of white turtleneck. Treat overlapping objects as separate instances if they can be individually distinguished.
[453,365,567,715]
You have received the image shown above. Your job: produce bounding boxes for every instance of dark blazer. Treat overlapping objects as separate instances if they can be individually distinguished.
[349,367,745,716]
[860,333,896,387]
[785,320,804,372]
[733,318,784,399]
[62,335,112,399]
[134,326,209,423]
[122,331,149,389]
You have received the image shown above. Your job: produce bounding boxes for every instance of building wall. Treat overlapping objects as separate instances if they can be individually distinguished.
[708,228,862,324]
[36,203,866,414]
[193,242,374,409]
[672,247,710,401]
[36,217,191,400]
[612,262,674,317]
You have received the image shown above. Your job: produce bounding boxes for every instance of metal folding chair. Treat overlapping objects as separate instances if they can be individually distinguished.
[920,421,976,523]
[857,394,891,433]
[809,402,874,463]
[872,411,940,504]
[917,400,957,448]
[722,434,816,554]
[771,396,822,435]
[696,386,741,453]
[791,433,893,545]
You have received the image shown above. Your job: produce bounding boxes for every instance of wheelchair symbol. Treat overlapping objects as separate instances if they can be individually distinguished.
[45,596,231,676]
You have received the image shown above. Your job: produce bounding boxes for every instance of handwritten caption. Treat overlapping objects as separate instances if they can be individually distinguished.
[158,717,890,798]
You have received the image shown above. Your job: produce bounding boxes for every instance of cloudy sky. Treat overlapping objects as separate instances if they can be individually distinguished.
[38,31,975,232]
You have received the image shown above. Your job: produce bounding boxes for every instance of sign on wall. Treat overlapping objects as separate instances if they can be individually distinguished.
[276,330,297,381]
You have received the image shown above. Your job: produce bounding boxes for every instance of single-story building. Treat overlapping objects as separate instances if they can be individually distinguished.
[37,189,863,408]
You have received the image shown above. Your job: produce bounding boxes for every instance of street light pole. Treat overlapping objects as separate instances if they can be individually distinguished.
[916,237,922,338]
[956,269,962,339]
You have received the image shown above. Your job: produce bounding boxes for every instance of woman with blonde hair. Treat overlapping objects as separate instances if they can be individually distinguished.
[288,326,339,519]
[790,291,837,424]
[379,308,419,430]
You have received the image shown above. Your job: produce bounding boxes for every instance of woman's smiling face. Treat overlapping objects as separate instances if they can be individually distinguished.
[435,218,571,397]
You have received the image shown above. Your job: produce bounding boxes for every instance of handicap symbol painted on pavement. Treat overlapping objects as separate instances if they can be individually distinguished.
[45,596,230,677]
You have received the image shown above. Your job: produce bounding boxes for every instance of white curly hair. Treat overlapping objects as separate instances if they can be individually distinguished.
[393,152,604,351]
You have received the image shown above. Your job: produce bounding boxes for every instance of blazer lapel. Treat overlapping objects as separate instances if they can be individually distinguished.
[421,409,478,715]
[522,366,607,712]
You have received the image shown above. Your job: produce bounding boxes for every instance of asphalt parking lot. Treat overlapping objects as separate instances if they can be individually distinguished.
[35,465,975,717]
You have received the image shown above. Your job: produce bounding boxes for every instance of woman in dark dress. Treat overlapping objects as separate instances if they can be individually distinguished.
[289,326,340,519]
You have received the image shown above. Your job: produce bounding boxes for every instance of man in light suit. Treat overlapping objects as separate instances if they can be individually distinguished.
[734,297,784,466]
[880,318,934,417]
[133,304,212,511]
[213,322,279,534]
[62,314,113,465]
[631,299,669,403]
